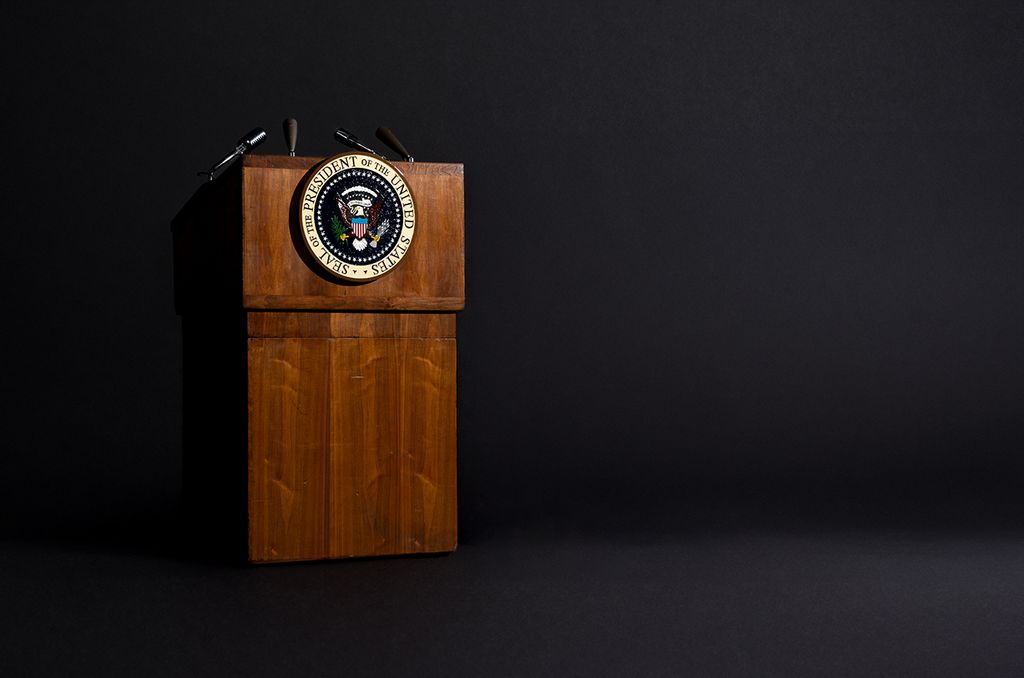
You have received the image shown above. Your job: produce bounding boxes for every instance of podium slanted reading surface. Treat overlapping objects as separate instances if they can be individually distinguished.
[173,155,464,563]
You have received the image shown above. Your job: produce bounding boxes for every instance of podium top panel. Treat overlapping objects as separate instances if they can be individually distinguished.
[244,154,464,176]
[236,154,464,311]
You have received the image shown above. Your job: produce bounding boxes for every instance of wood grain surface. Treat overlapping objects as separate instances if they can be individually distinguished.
[248,338,330,561]
[247,311,456,338]
[248,336,457,562]
[241,156,464,311]
[176,155,463,564]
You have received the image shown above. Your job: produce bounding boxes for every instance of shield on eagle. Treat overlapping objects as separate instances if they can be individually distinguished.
[351,217,369,239]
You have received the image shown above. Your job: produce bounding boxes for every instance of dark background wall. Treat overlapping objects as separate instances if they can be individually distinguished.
[2,1,1022,538]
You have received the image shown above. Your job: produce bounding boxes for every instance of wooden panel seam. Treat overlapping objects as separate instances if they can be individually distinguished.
[243,295,465,311]
[247,312,457,338]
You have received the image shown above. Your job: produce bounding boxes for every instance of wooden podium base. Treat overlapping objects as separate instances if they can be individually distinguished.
[247,311,457,562]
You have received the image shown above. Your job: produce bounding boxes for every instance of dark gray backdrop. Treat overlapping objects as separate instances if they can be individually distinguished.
[3,1,1022,537]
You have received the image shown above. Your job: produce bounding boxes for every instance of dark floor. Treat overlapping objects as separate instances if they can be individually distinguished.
[4,505,1024,677]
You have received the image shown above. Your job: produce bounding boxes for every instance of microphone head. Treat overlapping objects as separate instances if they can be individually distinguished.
[334,126,383,156]
[237,127,267,151]
[375,127,411,160]
[334,127,358,146]
[283,118,298,155]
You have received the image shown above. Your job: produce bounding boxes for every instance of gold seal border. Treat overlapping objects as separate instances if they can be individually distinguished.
[298,152,416,282]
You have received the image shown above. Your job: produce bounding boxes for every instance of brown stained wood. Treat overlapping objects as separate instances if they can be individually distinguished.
[248,339,329,562]
[242,295,464,311]
[247,311,331,338]
[248,336,456,562]
[328,338,457,558]
[396,314,455,339]
[397,339,458,553]
[247,312,456,338]
[245,155,464,176]
[328,339,400,556]
[241,156,464,311]
[176,154,462,564]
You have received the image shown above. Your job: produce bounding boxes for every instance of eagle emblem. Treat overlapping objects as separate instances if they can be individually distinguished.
[332,185,391,252]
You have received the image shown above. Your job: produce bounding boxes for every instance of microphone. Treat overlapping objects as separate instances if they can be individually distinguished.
[199,127,267,181]
[283,118,298,156]
[333,126,382,156]
[375,127,414,162]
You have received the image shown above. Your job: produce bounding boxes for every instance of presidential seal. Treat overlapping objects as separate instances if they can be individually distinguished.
[298,152,416,281]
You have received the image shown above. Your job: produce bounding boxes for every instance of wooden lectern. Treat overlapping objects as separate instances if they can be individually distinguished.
[173,155,463,563]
